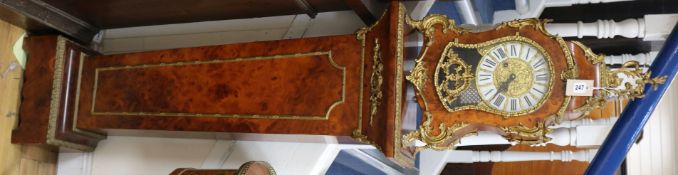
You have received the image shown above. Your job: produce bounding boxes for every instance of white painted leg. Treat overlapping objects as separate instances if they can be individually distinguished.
[544,14,678,41]
[445,149,598,163]
[550,117,618,129]
[545,127,577,146]
[457,131,511,147]
[546,125,612,147]
[493,0,632,24]
[545,18,645,39]
[604,52,658,66]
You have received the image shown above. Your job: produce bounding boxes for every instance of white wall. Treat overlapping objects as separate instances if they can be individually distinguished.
[626,78,678,175]
[98,11,365,55]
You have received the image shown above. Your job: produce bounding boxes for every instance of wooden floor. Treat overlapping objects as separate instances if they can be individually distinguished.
[0,20,57,175]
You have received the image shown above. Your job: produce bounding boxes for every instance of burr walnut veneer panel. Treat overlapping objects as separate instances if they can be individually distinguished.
[77,35,362,136]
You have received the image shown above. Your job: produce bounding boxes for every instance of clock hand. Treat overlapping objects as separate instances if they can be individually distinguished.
[490,73,516,100]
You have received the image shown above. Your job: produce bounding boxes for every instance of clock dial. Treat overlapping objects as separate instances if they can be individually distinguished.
[476,41,552,114]
[433,36,554,116]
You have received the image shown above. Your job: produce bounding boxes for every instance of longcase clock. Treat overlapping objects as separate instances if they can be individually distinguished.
[11,1,667,168]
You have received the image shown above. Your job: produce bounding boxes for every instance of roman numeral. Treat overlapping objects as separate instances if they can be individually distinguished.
[479,74,492,77]
[533,87,545,95]
[493,48,507,60]
[523,96,533,106]
[493,95,505,107]
[483,59,497,68]
[536,74,548,82]
[479,68,493,73]
[534,68,546,73]
[484,89,495,96]
[533,59,545,68]
[479,74,492,83]
[510,99,517,111]
[524,48,531,60]
[510,45,517,57]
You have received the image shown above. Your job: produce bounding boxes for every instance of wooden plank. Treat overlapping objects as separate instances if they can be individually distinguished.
[18,159,38,175]
[0,0,99,43]
[21,145,56,163]
[38,162,56,175]
[0,18,56,175]
[0,18,26,175]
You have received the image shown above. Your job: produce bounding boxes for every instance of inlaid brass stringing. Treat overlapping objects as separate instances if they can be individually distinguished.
[356,27,367,141]
[369,39,384,126]
[394,3,408,166]
[72,53,106,139]
[91,51,345,120]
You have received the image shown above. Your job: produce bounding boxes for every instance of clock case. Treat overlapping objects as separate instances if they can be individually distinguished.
[401,16,658,151]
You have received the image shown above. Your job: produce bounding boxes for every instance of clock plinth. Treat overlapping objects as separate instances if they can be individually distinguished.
[12,1,414,166]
